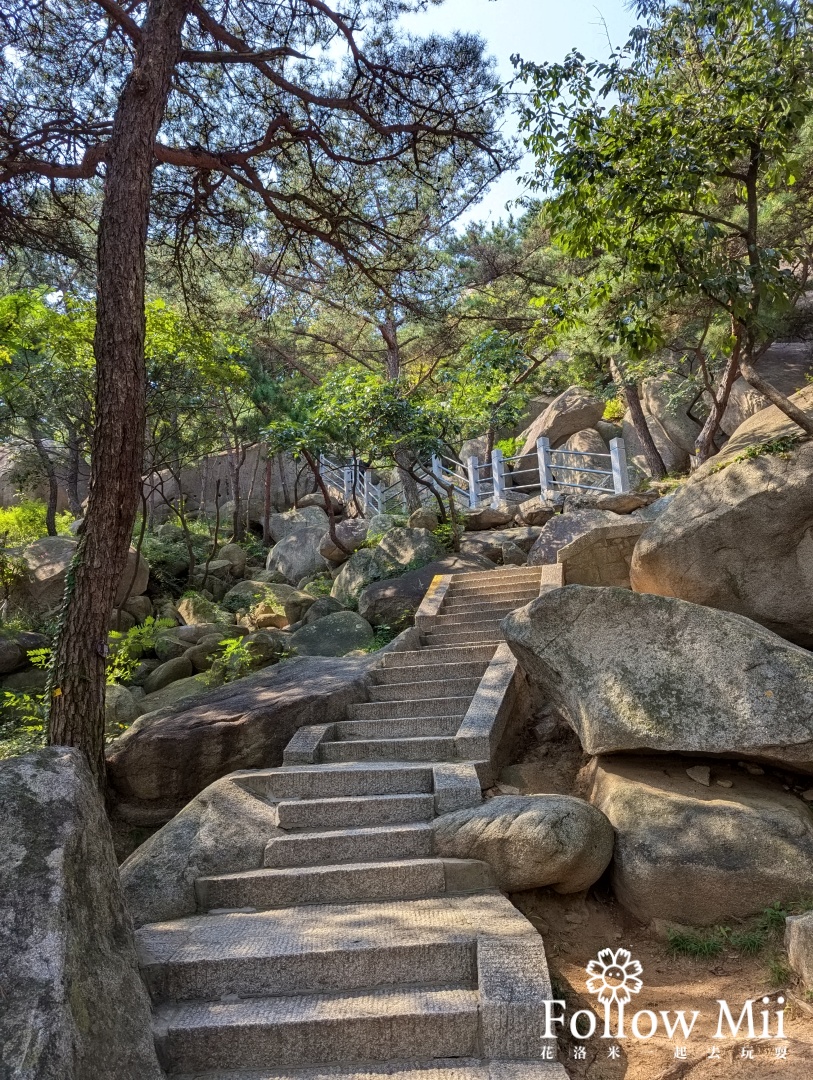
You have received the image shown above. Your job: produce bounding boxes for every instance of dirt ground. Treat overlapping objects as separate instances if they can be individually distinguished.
[497,706,813,1079]
[511,886,813,1079]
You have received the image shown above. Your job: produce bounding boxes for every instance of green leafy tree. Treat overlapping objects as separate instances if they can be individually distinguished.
[517,0,813,462]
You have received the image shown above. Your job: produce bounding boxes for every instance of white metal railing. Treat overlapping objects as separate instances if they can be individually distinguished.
[319,437,629,518]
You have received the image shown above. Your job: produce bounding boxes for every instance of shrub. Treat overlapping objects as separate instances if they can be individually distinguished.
[602,397,626,423]
[0,500,73,546]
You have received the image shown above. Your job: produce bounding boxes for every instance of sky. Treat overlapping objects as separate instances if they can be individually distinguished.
[399,0,638,224]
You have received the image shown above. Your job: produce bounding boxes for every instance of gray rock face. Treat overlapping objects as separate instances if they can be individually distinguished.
[459,527,541,564]
[20,536,148,611]
[786,911,813,989]
[719,342,813,435]
[408,508,439,531]
[501,542,527,566]
[518,386,606,454]
[135,674,210,717]
[462,505,516,530]
[357,554,495,629]
[0,637,25,674]
[432,794,614,893]
[303,597,345,624]
[222,579,294,615]
[631,440,813,646]
[266,526,329,584]
[622,410,688,474]
[155,631,192,662]
[121,772,283,927]
[527,510,619,565]
[217,542,247,575]
[143,654,193,695]
[267,504,327,542]
[297,490,343,513]
[290,610,374,656]
[107,655,375,820]
[589,756,813,925]
[641,373,703,453]
[513,495,562,527]
[375,527,444,573]
[0,747,162,1079]
[552,428,612,491]
[105,683,140,730]
[503,585,813,772]
[331,548,384,607]
[318,518,369,562]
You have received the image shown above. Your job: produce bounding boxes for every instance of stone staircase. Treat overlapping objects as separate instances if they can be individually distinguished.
[135,564,567,1080]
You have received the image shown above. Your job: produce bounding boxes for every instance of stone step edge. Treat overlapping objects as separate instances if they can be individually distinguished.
[169,1059,568,1080]
[194,858,497,912]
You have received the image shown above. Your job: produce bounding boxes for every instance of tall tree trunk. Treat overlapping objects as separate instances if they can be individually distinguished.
[29,429,59,535]
[694,331,741,464]
[739,343,813,436]
[48,0,190,787]
[379,317,421,511]
[262,455,273,544]
[64,427,84,518]
[610,360,667,480]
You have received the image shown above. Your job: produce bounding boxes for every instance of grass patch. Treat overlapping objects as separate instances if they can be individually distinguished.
[710,435,803,473]
[667,929,726,959]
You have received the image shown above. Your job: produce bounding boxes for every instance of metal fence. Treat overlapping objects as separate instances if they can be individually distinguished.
[319,436,630,518]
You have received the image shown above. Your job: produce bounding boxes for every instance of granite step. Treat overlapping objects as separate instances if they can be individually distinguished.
[378,644,497,668]
[332,716,463,741]
[195,857,493,912]
[368,678,482,703]
[243,764,435,801]
[371,661,489,685]
[170,1062,567,1080]
[429,613,507,630]
[347,698,472,721]
[275,794,435,831]
[423,629,503,647]
[264,823,433,868]
[438,594,540,616]
[319,736,458,764]
[153,986,480,1072]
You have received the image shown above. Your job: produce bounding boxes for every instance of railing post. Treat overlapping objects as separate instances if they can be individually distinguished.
[363,469,372,515]
[490,447,505,506]
[466,455,480,509]
[610,437,630,494]
[537,436,555,495]
[342,466,353,502]
[431,453,443,482]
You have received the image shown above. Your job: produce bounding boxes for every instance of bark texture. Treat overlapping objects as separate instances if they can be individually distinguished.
[48,0,191,785]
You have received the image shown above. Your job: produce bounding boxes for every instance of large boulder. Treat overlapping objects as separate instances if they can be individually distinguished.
[720,342,813,435]
[519,386,606,452]
[217,542,247,576]
[290,610,374,656]
[375,526,444,573]
[266,526,329,584]
[503,585,813,772]
[221,579,303,622]
[318,517,369,562]
[20,536,148,611]
[121,772,282,927]
[330,548,385,607]
[527,510,619,565]
[459,527,542,564]
[551,428,612,491]
[267,504,327,542]
[513,495,563,528]
[641,373,703,453]
[142,655,194,695]
[557,519,648,588]
[358,553,496,629]
[432,794,614,893]
[622,410,688,475]
[462,504,516,530]
[107,655,375,821]
[0,637,25,675]
[297,490,343,514]
[0,748,162,1078]
[631,436,813,645]
[589,755,813,925]
[303,597,345,624]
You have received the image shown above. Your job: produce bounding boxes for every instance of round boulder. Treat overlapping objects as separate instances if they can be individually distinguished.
[432,794,614,893]
[290,611,374,656]
[143,656,194,696]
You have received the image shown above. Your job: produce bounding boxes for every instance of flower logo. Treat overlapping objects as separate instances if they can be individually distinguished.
[586,948,644,1006]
